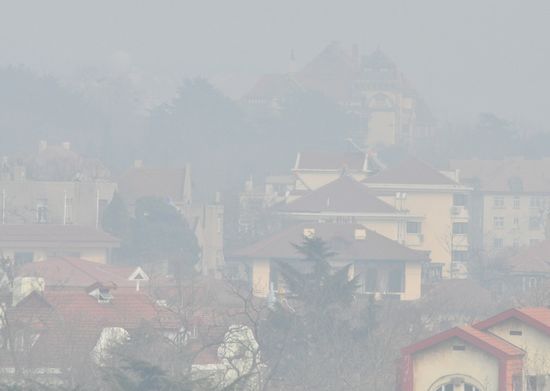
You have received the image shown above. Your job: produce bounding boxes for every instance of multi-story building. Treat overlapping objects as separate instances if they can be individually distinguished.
[243,42,435,151]
[227,222,430,300]
[365,158,472,278]
[450,158,550,256]
[0,142,116,227]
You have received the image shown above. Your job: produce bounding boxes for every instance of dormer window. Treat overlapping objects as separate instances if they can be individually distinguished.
[88,285,114,303]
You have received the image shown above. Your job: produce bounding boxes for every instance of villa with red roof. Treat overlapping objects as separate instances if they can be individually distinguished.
[228,222,430,300]
[401,307,550,391]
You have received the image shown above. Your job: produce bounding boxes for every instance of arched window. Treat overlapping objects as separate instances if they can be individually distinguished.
[435,383,481,391]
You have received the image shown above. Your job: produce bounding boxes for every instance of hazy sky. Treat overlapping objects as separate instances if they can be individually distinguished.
[1,0,549,128]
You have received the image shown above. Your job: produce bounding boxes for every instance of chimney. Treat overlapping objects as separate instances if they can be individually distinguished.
[12,277,45,306]
[354,228,367,240]
[303,228,315,238]
[61,141,71,150]
[38,140,48,152]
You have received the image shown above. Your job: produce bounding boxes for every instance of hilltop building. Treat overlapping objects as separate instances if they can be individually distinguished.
[244,42,435,150]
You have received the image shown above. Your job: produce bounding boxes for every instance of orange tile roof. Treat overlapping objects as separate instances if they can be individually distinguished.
[403,325,524,358]
[18,257,140,288]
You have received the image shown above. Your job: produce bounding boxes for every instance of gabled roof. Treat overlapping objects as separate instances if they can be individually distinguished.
[18,257,145,288]
[364,158,458,186]
[296,42,358,102]
[402,325,524,359]
[117,167,188,205]
[279,175,397,214]
[500,239,550,274]
[0,225,120,246]
[230,223,429,263]
[294,151,368,171]
[450,158,550,193]
[474,307,550,336]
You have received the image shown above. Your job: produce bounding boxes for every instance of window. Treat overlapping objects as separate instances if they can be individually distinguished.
[530,239,540,246]
[513,196,521,209]
[493,196,505,208]
[530,196,545,209]
[364,269,378,292]
[452,345,466,351]
[387,269,403,293]
[513,239,520,248]
[529,216,541,230]
[14,252,33,266]
[435,385,454,391]
[452,250,469,262]
[493,238,504,249]
[453,193,467,206]
[493,216,505,229]
[453,222,468,234]
[35,198,48,223]
[513,375,523,391]
[64,197,73,224]
[513,217,520,228]
[510,330,523,336]
[406,221,421,234]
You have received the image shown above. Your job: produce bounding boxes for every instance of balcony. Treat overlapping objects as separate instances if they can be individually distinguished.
[452,234,469,249]
[450,206,469,221]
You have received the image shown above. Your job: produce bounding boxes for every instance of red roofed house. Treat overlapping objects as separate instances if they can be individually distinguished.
[401,307,550,391]
[0,283,180,383]
[365,158,472,279]
[227,222,430,300]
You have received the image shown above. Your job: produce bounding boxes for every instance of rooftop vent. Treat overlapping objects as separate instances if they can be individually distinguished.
[354,228,367,240]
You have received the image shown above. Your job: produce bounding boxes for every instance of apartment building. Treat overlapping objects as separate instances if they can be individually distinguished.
[451,158,550,256]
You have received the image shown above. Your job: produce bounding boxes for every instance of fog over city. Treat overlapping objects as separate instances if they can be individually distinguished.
[1,1,550,390]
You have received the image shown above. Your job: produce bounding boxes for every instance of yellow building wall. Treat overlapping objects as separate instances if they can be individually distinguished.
[361,220,400,241]
[252,259,270,298]
[402,262,422,301]
[488,318,550,375]
[380,192,456,277]
[413,338,499,391]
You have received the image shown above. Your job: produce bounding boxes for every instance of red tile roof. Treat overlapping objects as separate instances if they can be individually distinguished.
[18,257,141,288]
[402,325,524,359]
[294,151,367,171]
[279,175,397,214]
[474,307,550,336]
[0,225,120,246]
[230,223,429,263]
[364,158,457,186]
